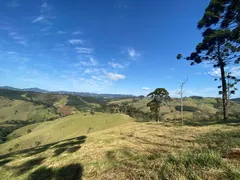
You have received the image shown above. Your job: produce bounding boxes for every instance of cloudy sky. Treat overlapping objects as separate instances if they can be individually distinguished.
[0,0,239,97]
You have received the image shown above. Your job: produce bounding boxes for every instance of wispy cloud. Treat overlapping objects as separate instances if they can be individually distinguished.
[108,62,124,68]
[32,2,55,27]
[75,47,93,54]
[7,0,21,7]
[8,31,28,46]
[142,87,151,91]
[106,72,126,81]
[128,47,141,60]
[68,39,84,45]
[32,15,45,23]
[80,57,97,66]
[72,31,81,35]
[17,41,28,46]
[57,31,66,34]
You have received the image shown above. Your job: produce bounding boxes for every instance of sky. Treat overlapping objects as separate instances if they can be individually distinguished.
[0,0,239,97]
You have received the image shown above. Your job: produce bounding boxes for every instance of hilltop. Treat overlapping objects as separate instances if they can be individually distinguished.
[0,120,239,179]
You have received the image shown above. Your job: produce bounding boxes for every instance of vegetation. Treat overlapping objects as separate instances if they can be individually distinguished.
[147,88,171,121]
[177,0,240,121]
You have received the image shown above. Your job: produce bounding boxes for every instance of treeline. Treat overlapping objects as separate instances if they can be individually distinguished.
[0,120,34,144]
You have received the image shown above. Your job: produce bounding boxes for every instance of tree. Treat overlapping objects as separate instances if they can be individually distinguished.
[177,0,240,121]
[178,78,188,124]
[147,88,171,122]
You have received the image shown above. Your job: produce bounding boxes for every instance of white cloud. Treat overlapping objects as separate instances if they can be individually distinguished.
[106,72,126,81]
[207,68,221,77]
[75,47,93,54]
[32,15,45,23]
[72,31,81,35]
[128,48,141,60]
[80,60,97,66]
[8,32,29,46]
[142,87,151,91]
[230,66,240,77]
[7,51,18,54]
[90,57,97,65]
[17,41,28,46]
[41,2,50,9]
[32,2,54,27]
[108,62,124,68]
[207,66,240,77]
[57,31,66,34]
[68,39,84,45]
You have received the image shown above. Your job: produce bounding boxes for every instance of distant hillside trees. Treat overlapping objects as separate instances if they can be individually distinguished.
[147,88,171,122]
[177,0,240,121]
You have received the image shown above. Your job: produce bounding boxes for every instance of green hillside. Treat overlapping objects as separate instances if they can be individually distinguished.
[0,113,133,154]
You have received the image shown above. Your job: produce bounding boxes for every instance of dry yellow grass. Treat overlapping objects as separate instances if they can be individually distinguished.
[1,120,239,180]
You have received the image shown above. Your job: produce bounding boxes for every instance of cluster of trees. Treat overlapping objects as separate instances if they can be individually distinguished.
[177,0,240,121]
[0,120,39,144]
[96,103,152,121]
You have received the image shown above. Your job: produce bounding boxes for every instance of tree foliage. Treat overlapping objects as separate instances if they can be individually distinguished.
[147,88,171,121]
[177,0,240,121]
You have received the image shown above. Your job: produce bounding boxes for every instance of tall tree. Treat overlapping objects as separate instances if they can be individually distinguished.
[147,88,170,122]
[177,0,240,121]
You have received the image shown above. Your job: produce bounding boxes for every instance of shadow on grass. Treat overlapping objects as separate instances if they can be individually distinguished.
[28,163,83,180]
[0,135,87,161]
[13,157,46,175]
[0,158,12,166]
[52,136,86,156]
[196,129,240,154]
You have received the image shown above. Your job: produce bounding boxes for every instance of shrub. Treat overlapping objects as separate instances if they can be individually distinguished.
[14,143,19,148]
[8,148,12,152]
[27,129,32,133]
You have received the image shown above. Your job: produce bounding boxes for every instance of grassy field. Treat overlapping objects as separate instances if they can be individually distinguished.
[0,120,239,179]
[0,113,134,154]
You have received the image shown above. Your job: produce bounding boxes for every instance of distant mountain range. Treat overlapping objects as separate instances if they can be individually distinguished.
[0,86,135,98]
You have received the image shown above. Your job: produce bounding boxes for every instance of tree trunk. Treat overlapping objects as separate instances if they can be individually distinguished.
[158,106,161,122]
[155,110,158,122]
[180,94,183,123]
[217,41,228,121]
[220,64,228,121]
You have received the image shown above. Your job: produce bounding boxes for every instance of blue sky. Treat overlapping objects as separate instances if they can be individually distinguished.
[0,0,239,97]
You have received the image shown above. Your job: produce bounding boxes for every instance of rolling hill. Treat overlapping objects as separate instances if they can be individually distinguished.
[0,113,134,154]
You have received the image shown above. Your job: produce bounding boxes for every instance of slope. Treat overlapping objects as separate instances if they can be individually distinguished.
[0,113,134,154]
[0,120,239,179]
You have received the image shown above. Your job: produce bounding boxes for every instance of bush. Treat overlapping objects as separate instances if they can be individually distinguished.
[27,129,32,133]
[8,148,12,152]
[14,143,19,148]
